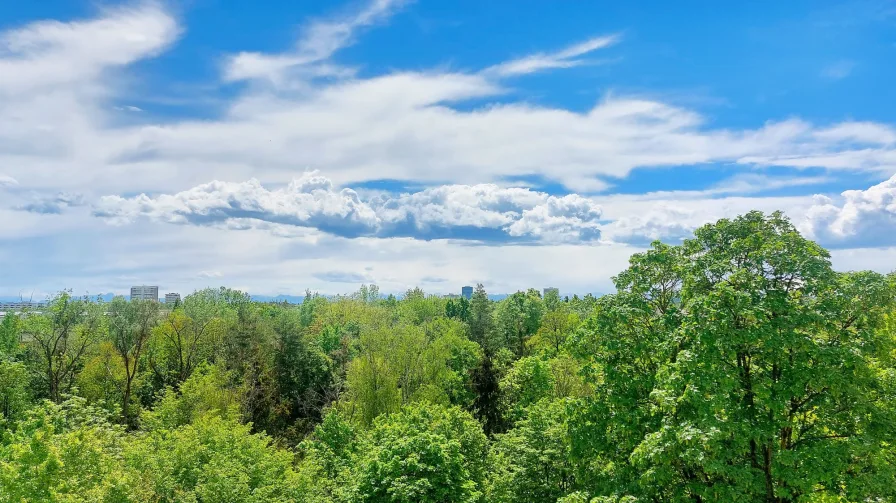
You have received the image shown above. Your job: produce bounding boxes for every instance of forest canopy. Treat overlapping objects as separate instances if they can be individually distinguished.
[1,211,895,503]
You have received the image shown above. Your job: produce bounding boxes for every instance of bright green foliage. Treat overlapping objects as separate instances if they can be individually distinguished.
[499,356,553,422]
[488,399,577,503]
[399,288,446,325]
[125,414,298,503]
[296,410,360,502]
[495,290,544,356]
[570,211,896,502]
[108,298,159,425]
[528,307,580,355]
[149,289,228,385]
[499,355,588,423]
[353,403,488,503]
[0,397,129,502]
[0,314,20,358]
[342,320,481,426]
[0,361,29,425]
[445,297,471,322]
[141,364,241,431]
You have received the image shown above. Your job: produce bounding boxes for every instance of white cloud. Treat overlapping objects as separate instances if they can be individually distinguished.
[224,0,409,83]
[800,174,896,246]
[94,171,380,237]
[94,171,604,243]
[484,34,620,77]
[2,2,896,296]
[1,3,895,197]
[813,122,896,145]
[0,3,178,92]
[198,270,223,279]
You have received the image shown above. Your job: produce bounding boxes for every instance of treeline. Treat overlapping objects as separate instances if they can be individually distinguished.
[1,211,895,502]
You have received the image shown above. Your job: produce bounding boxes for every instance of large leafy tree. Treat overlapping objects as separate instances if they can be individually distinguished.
[570,211,896,502]
[352,403,489,503]
[125,414,299,502]
[467,284,505,434]
[488,399,578,503]
[0,397,130,502]
[495,290,544,357]
[108,297,160,426]
[271,307,332,436]
[150,289,226,386]
[23,293,104,402]
[0,312,20,358]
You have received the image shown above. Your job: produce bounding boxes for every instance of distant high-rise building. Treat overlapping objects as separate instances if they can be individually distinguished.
[461,286,473,300]
[130,285,159,302]
[543,287,559,298]
[164,293,181,305]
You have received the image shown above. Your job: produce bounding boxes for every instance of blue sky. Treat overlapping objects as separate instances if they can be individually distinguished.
[0,0,895,298]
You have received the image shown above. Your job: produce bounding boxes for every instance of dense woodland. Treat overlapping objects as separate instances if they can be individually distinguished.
[1,211,895,502]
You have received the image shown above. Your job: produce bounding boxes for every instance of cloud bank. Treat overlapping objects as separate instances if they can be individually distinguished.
[94,171,604,243]
[1,0,896,295]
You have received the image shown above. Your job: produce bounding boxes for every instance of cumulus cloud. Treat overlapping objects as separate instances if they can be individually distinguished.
[800,174,896,247]
[95,172,379,237]
[94,171,604,243]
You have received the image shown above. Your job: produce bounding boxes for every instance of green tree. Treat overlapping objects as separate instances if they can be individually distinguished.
[495,290,543,357]
[142,363,242,431]
[528,307,580,355]
[108,297,159,425]
[0,396,131,502]
[0,360,29,424]
[125,414,298,502]
[23,293,104,402]
[499,355,589,424]
[150,289,226,385]
[467,285,496,355]
[0,312,20,358]
[467,285,505,434]
[445,297,471,322]
[353,403,488,503]
[488,399,578,503]
[570,211,896,502]
[272,307,332,436]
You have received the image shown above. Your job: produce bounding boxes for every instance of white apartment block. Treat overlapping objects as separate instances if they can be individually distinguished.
[130,285,159,302]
